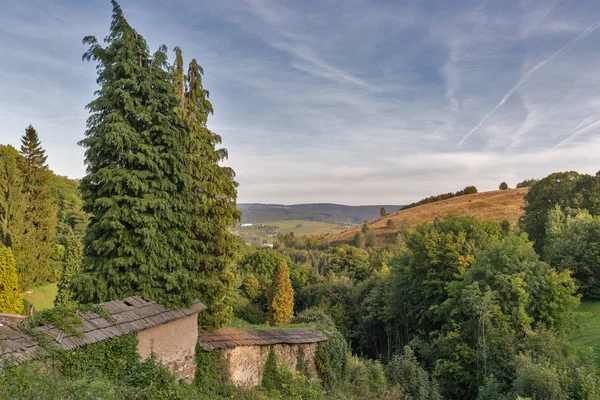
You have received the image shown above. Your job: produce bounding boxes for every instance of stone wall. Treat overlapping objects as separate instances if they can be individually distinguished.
[136,313,198,381]
[0,313,25,326]
[223,343,319,387]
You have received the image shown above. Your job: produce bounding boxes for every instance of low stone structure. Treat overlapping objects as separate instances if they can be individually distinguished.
[0,313,26,326]
[198,327,328,387]
[0,296,205,381]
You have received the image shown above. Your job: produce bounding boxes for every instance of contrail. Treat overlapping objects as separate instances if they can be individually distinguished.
[458,19,600,146]
[552,117,600,149]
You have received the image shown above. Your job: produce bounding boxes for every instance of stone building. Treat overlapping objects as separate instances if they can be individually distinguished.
[0,296,205,380]
[198,327,328,387]
[0,297,328,385]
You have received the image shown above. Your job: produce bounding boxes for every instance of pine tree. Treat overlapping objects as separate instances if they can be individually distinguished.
[0,145,37,290]
[172,48,241,329]
[18,125,57,287]
[73,1,197,308]
[55,230,83,307]
[266,262,294,326]
[0,245,24,314]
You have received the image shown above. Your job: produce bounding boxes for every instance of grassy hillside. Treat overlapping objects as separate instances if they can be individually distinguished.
[238,203,403,224]
[327,188,528,246]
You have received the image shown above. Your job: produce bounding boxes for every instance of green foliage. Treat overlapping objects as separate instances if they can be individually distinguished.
[55,230,83,307]
[544,207,600,299]
[48,174,87,240]
[194,345,228,390]
[499,182,508,190]
[294,309,349,390]
[267,262,294,326]
[19,126,57,288]
[327,245,371,282]
[74,1,198,308]
[0,245,23,314]
[521,171,599,251]
[516,178,537,188]
[172,48,241,330]
[261,346,323,400]
[387,346,441,400]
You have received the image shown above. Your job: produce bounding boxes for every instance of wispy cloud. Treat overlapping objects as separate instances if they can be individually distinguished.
[458,18,600,146]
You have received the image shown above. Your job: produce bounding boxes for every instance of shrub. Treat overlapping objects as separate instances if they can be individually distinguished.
[261,346,323,399]
[294,309,349,390]
[0,245,23,314]
[499,182,509,190]
[387,346,441,400]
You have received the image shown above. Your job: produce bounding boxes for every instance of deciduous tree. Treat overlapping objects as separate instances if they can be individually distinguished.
[55,230,83,307]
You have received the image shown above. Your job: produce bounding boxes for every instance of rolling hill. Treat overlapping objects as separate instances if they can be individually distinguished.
[238,203,404,225]
[327,188,528,246]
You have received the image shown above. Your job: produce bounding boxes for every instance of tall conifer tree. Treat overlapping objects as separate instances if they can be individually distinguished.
[18,126,57,286]
[172,48,241,329]
[73,1,196,307]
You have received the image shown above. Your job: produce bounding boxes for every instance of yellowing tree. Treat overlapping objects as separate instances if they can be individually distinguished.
[0,246,23,314]
[266,262,294,326]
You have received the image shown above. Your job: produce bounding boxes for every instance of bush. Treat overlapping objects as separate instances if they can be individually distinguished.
[294,309,349,390]
[261,346,323,399]
[0,245,23,314]
[387,346,441,400]
[499,182,509,190]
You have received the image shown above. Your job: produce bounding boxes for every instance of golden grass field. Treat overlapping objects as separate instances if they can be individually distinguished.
[327,188,528,246]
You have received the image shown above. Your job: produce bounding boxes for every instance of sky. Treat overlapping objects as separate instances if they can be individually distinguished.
[1,0,600,205]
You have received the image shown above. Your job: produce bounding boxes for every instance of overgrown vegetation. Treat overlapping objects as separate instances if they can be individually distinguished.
[400,185,478,210]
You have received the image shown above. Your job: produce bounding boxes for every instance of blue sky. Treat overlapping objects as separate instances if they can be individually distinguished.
[1,0,600,205]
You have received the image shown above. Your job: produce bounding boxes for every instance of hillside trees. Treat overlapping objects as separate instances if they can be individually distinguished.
[499,182,508,190]
[266,261,294,326]
[521,171,598,251]
[73,1,197,307]
[0,245,23,314]
[171,47,241,329]
[18,125,57,287]
[543,207,600,299]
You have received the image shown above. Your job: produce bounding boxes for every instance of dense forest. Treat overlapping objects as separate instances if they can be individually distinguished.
[2,2,600,399]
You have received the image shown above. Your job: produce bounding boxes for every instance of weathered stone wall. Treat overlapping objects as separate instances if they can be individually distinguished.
[0,313,25,326]
[136,313,198,381]
[224,343,319,387]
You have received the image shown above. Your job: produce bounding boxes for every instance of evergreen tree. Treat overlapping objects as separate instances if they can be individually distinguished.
[72,1,197,308]
[380,207,387,217]
[0,145,37,290]
[267,262,294,326]
[55,230,83,307]
[18,125,57,287]
[0,245,23,314]
[172,47,241,329]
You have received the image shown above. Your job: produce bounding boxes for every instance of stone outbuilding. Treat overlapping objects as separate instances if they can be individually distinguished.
[0,296,205,381]
[198,327,328,387]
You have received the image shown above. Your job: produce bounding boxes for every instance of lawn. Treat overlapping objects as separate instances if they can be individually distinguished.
[570,300,600,365]
[23,282,57,311]
[269,220,351,236]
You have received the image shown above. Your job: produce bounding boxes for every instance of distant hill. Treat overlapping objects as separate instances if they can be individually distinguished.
[326,188,528,246]
[237,203,404,225]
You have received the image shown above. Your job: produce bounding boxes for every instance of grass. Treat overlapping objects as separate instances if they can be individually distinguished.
[23,282,57,311]
[327,188,529,246]
[269,219,351,236]
[570,300,600,365]
[227,317,314,330]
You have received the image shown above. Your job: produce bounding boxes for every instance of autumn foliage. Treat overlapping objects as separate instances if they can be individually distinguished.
[266,262,294,326]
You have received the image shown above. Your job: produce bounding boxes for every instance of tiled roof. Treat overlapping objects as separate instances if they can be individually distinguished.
[198,327,328,351]
[0,325,38,366]
[0,296,206,365]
